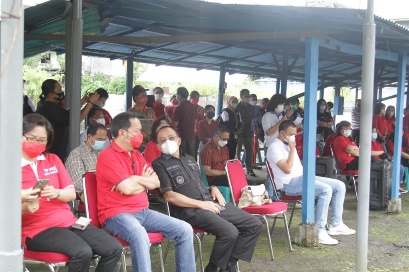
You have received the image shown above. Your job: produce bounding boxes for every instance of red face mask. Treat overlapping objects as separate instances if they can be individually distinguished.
[130,131,144,148]
[171,99,179,106]
[22,141,46,158]
[191,98,199,105]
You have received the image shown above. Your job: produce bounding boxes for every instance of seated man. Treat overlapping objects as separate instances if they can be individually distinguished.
[201,124,230,187]
[267,120,355,245]
[80,107,110,146]
[152,126,263,272]
[96,112,195,272]
[66,123,108,198]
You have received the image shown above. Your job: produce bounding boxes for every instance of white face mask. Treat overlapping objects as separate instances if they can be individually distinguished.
[343,129,352,137]
[161,140,179,155]
[372,132,378,141]
[95,118,106,126]
[231,103,238,109]
[287,135,295,143]
[276,104,284,113]
[218,140,228,147]
[154,94,163,101]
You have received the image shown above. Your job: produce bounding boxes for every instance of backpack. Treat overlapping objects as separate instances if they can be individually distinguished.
[23,95,34,116]
[238,184,272,208]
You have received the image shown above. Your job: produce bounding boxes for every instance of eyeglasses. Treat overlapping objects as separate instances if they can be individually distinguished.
[158,136,178,145]
[24,135,48,145]
[217,134,229,141]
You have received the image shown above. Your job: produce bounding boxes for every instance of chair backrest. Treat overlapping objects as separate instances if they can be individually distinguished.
[266,161,282,200]
[82,171,101,228]
[225,159,248,204]
[198,159,210,187]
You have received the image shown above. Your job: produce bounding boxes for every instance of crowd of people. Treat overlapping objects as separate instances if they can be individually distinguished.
[25,78,409,269]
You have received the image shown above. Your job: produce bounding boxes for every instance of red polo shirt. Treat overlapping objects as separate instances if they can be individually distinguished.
[21,153,76,248]
[333,135,357,170]
[386,118,395,134]
[371,140,384,160]
[373,114,388,136]
[200,141,229,184]
[96,141,149,224]
[153,101,165,118]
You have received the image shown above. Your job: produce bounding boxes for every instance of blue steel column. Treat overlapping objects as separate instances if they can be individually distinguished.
[391,51,407,199]
[217,66,226,115]
[0,0,24,270]
[373,69,378,108]
[281,52,288,97]
[406,80,409,107]
[302,38,319,224]
[126,56,134,110]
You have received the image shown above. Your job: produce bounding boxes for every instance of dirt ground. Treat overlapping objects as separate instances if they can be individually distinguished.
[25,168,409,272]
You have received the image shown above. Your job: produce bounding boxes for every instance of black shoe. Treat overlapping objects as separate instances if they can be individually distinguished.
[247,170,256,177]
[253,164,262,170]
[225,261,238,272]
[205,263,219,272]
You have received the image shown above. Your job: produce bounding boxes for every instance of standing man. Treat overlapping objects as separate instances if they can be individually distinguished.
[152,126,263,272]
[267,120,355,245]
[153,86,166,118]
[190,90,205,160]
[96,112,195,272]
[236,89,255,176]
[257,98,269,143]
[172,87,197,157]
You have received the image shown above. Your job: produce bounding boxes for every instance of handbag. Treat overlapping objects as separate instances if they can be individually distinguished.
[238,184,272,208]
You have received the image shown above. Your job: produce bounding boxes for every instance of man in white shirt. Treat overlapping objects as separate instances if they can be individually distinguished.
[267,120,355,245]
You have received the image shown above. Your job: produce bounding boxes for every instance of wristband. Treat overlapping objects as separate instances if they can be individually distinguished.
[87,100,95,106]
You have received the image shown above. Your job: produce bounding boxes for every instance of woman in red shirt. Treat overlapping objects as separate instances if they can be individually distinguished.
[385,105,396,136]
[373,102,388,142]
[21,114,121,272]
[143,115,169,163]
[333,121,360,170]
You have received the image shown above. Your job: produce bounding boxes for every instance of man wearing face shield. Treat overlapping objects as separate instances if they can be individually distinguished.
[267,120,355,245]
[200,124,230,187]
[36,79,100,162]
[96,112,195,272]
[152,126,263,272]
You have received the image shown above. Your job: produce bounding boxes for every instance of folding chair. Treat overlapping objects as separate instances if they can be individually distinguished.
[266,161,302,228]
[225,159,292,261]
[330,145,359,201]
[82,171,165,272]
[24,250,70,272]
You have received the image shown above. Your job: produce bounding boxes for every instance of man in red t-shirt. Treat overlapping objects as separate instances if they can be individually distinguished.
[153,86,166,118]
[191,90,205,160]
[96,111,195,272]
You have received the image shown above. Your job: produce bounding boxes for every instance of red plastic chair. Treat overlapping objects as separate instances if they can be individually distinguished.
[225,159,292,261]
[266,161,302,229]
[330,145,359,201]
[83,171,165,272]
[24,250,70,272]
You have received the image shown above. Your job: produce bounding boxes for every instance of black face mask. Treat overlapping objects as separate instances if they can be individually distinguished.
[53,92,65,102]
[206,112,215,119]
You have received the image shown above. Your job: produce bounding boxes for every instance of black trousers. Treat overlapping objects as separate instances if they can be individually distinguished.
[179,203,263,270]
[181,139,196,159]
[209,175,230,187]
[237,135,254,171]
[227,138,238,160]
[26,225,122,272]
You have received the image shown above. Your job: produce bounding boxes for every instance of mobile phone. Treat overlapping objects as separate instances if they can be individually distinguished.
[72,217,91,230]
[215,203,226,212]
[33,179,49,191]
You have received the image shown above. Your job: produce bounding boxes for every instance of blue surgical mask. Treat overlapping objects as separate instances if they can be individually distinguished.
[243,97,251,103]
[320,105,326,111]
[251,101,257,106]
[93,140,107,151]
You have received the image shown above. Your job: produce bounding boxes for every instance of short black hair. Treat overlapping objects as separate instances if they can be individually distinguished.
[23,113,54,150]
[150,115,168,141]
[155,125,179,143]
[95,88,109,99]
[177,87,189,99]
[131,85,146,98]
[261,98,269,104]
[87,123,107,136]
[375,102,386,114]
[214,124,230,136]
[279,120,296,132]
[204,105,215,112]
[240,89,250,98]
[250,94,257,100]
[87,107,103,120]
[40,79,58,100]
[111,111,139,138]
[190,90,200,99]
[266,94,286,112]
[327,101,333,108]
[153,87,164,94]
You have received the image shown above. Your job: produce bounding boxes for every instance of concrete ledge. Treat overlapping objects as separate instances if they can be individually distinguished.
[387,198,402,213]
[294,223,318,247]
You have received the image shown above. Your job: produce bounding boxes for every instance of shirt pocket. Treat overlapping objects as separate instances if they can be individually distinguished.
[169,167,190,188]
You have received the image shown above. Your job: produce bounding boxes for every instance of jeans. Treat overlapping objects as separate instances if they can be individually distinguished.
[25,225,122,272]
[283,176,346,231]
[103,209,195,272]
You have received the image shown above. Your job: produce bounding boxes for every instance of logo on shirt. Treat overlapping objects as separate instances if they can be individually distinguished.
[176,176,185,184]
[43,166,58,176]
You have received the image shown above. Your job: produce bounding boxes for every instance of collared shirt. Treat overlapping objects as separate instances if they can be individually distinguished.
[262,111,281,147]
[373,114,388,136]
[153,101,165,118]
[65,143,100,192]
[152,152,212,216]
[267,138,303,189]
[173,100,197,140]
[201,141,229,184]
[96,141,149,224]
[22,153,76,248]
[197,119,219,145]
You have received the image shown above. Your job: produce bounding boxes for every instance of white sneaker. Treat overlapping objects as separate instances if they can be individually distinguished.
[328,223,356,236]
[318,231,338,245]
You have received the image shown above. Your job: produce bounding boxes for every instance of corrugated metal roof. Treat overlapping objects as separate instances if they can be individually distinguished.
[24,0,409,87]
